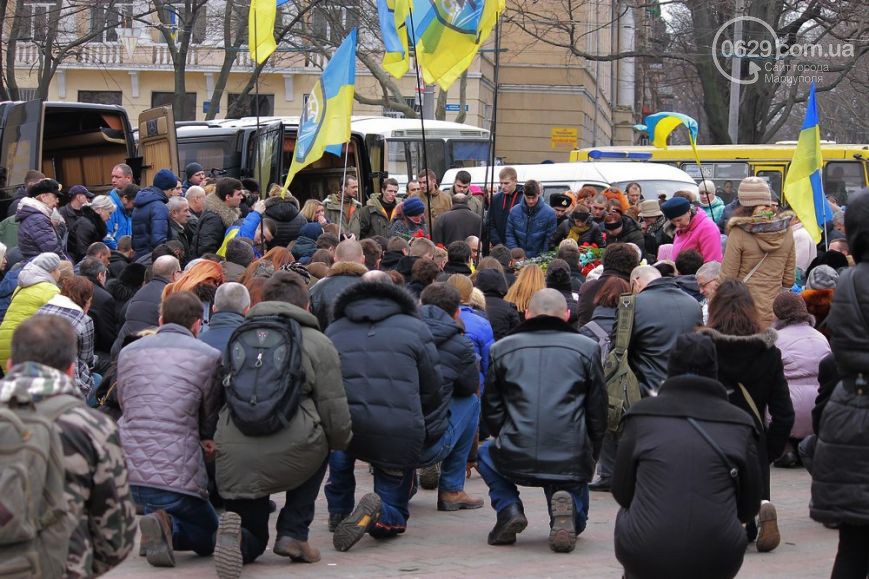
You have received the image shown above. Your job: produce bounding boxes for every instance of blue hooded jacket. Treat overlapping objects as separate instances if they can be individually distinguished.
[104,188,132,250]
[131,187,169,259]
[506,199,557,258]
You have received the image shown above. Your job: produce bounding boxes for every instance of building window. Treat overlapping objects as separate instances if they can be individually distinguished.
[79,90,122,106]
[151,92,197,121]
[18,1,54,42]
[91,1,134,42]
[227,93,275,118]
[309,1,359,45]
[163,2,207,44]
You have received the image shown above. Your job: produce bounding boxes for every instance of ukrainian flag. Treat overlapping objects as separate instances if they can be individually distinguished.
[411,0,504,90]
[249,0,277,63]
[282,29,357,190]
[378,0,411,78]
[783,83,833,244]
[634,112,699,148]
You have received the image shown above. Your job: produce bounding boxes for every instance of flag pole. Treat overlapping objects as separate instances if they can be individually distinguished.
[338,143,351,239]
[252,5,267,253]
[481,19,501,255]
[407,8,433,235]
[690,136,715,220]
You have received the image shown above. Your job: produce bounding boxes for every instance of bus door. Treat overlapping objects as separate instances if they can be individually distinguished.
[0,101,43,202]
[138,106,179,187]
[249,120,283,191]
[752,164,786,200]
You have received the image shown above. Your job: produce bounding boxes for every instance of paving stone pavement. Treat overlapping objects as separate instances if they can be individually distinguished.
[107,464,838,578]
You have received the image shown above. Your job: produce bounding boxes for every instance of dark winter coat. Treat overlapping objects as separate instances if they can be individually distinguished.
[215,301,352,499]
[550,219,605,249]
[16,197,66,259]
[264,196,307,248]
[309,261,367,330]
[358,194,396,240]
[86,280,117,356]
[69,206,107,262]
[108,252,131,280]
[505,199,557,258]
[484,315,607,484]
[613,375,762,579]
[130,187,169,259]
[697,327,795,498]
[475,269,520,341]
[643,216,673,262]
[442,260,473,276]
[810,264,869,526]
[110,277,169,358]
[487,187,523,247]
[604,216,644,249]
[167,220,192,264]
[674,274,703,302]
[420,305,479,399]
[432,203,482,246]
[380,250,404,271]
[198,311,245,354]
[326,282,445,469]
[290,235,318,264]
[193,193,240,258]
[59,204,83,233]
[628,278,703,395]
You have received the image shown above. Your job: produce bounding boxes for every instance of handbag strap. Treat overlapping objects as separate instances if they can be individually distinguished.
[738,382,763,425]
[612,294,636,354]
[686,417,739,481]
[742,252,769,283]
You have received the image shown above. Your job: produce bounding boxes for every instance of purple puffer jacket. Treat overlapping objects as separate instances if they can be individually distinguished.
[775,321,831,438]
[117,324,222,498]
[16,197,65,259]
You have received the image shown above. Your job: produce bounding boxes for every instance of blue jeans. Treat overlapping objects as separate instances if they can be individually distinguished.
[131,485,219,555]
[325,451,415,538]
[477,442,590,534]
[419,395,480,492]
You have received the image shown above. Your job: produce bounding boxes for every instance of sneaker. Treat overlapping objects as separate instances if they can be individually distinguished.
[487,503,528,546]
[437,490,484,512]
[588,477,611,492]
[418,464,441,490]
[139,510,175,567]
[333,493,382,552]
[549,491,577,553]
[214,512,243,579]
[273,536,321,563]
[756,501,781,552]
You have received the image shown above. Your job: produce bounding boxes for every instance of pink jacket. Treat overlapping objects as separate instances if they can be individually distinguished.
[672,209,723,262]
[775,321,831,438]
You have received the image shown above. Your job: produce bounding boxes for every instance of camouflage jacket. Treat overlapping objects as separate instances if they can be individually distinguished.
[0,362,137,578]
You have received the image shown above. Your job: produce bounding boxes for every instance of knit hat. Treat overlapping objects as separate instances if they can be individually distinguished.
[737,177,772,207]
[773,292,811,323]
[30,252,61,273]
[69,185,95,200]
[118,263,146,287]
[550,193,573,209]
[807,264,839,290]
[667,333,718,379]
[698,180,717,196]
[661,196,691,220]
[403,197,426,217]
[545,263,572,292]
[153,169,179,191]
[299,222,323,240]
[28,179,62,198]
[638,199,663,218]
[185,162,204,181]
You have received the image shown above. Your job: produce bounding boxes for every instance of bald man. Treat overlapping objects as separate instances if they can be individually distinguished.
[309,239,368,329]
[477,288,607,553]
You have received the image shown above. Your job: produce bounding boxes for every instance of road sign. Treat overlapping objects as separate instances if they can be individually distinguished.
[445,104,469,112]
[551,127,578,149]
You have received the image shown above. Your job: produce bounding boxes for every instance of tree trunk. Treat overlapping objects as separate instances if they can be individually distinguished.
[455,71,468,124]
[206,0,245,121]
[435,86,447,120]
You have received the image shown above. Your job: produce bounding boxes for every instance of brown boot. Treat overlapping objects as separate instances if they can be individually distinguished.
[273,536,321,562]
[437,490,484,511]
[139,509,175,567]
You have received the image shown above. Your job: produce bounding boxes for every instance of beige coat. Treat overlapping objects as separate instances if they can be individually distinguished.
[721,212,796,328]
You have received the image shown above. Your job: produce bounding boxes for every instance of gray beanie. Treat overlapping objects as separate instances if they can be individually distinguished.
[31,252,61,273]
[807,264,839,290]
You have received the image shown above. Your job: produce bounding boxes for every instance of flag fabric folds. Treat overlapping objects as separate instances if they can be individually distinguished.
[282,29,357,192]
[633,112,700,148]
[249,0,278,64]
[378,0,411,78]
[783,83,833,244]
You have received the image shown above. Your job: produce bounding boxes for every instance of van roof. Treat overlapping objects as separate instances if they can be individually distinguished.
[442,162,697,187]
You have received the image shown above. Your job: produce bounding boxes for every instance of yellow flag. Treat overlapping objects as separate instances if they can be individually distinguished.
[248,0,277,64]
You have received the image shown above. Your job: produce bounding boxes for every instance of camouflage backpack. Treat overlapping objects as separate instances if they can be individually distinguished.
[0,392,80,578]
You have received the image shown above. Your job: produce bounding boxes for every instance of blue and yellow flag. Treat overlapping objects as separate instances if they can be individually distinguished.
[783,83,833,244]
[378,0,411,78]
[249,0,277,64]
[410,0,505,90]
[634,112,699,148]
[282,29,357,191]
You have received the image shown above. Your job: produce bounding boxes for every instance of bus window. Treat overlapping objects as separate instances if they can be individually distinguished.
[754,168,784,200]
[824,161,865,205]
[449,140,490,169]
[386,140,447,184]
[179,139,238,176]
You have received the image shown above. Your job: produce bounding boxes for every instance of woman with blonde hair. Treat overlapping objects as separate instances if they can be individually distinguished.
[504,264,545,315]
[301,199,327,224]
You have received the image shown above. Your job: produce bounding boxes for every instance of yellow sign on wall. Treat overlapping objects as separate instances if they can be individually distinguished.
[551,127,578,149]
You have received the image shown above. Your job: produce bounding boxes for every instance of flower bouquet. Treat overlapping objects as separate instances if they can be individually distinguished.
[579,243,603,277]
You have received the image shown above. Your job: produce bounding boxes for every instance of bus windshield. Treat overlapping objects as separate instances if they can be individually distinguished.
[386,138,491,189]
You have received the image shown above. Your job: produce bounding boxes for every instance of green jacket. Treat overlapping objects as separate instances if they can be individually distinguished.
[358,194,394,239]
[324,194,362,238]
[215,301,352,499]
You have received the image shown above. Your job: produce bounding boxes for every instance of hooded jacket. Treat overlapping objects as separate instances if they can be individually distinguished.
[774,320,831,439]
[459,305,494,388]
[193,193,240,258]
[105,188,132,250]
[613,375,762,579]
[358,194,396,240]
[117,324,222,498]
[0,261,60,368]
[324,194,362,238]
[16,197,65,259]
[130,187,169,259]
[475,269,521,340]
[604,216,645,249]
[420,304,479,400]
[215,301,352,499]
[69,206,108,262]
[699,195,726,225]
[672,208,723,263]
[309,261,367,330]
[326,282,445,469]
[486,186,523,246]
[505,199,557,258]
[722,212,796,328]
[264,196,307,247]
[484,315,607,484]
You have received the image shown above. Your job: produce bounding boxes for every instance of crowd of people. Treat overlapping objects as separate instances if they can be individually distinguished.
[0,159,866,579]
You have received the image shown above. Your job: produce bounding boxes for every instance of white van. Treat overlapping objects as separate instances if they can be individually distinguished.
[440,162,699,204]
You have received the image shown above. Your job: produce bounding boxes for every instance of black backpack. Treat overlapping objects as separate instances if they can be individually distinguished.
[223,315,305,436]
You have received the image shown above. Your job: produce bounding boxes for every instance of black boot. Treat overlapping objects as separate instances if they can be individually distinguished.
[487,503,528,546]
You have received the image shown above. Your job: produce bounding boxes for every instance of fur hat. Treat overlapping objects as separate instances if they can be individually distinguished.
[667,333,718,379]
[403,197,426,217]
[153,169,179,191]
[118,262,147,287]
[550,193,574,209]
[28,179,63,199]
[737,177,772,207]
[807,264,839,290]
[773,292,810,322]
[661,196,691,220]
